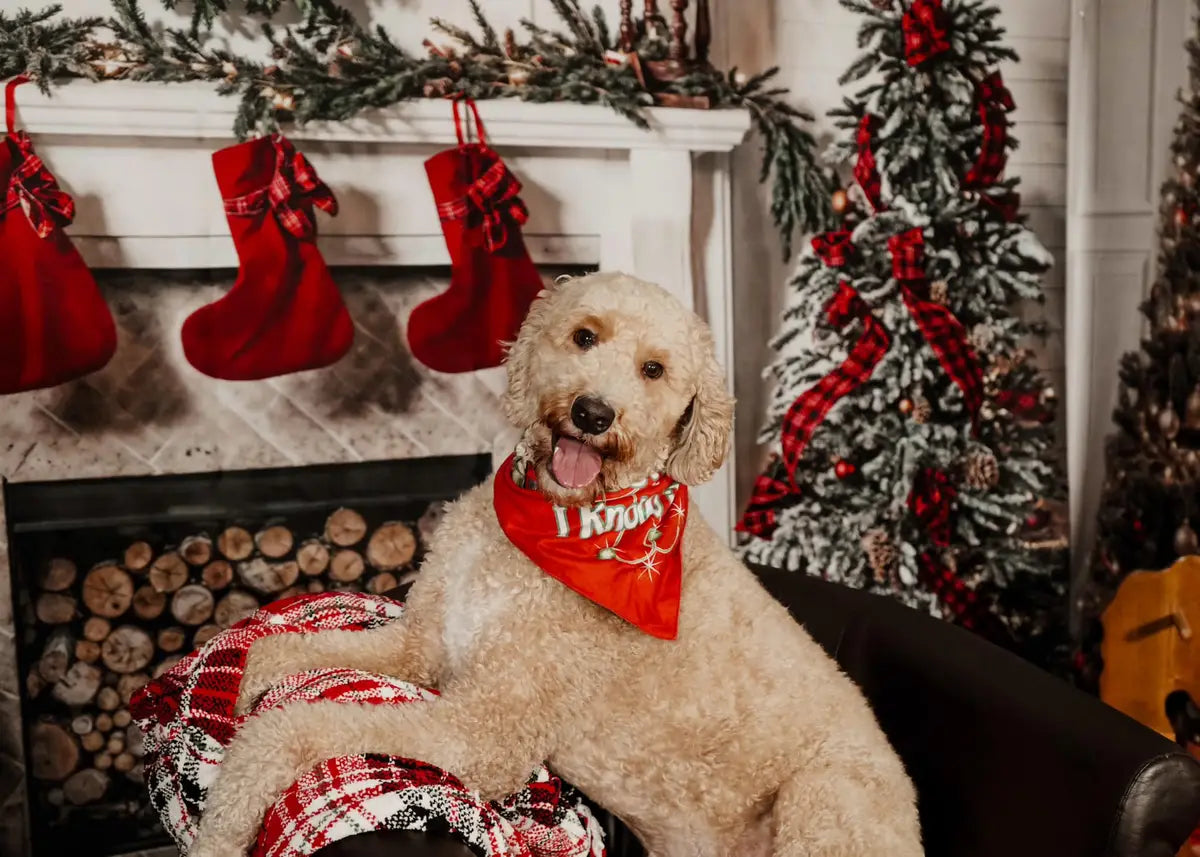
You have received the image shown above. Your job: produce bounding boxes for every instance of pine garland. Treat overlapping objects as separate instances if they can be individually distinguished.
[1,0,833,255]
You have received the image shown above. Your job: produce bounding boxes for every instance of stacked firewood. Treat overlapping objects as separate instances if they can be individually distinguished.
[25,505,436,814]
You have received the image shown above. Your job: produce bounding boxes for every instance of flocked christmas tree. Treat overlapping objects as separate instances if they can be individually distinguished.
[1075,6,1200,691]
[736,0,1069,669]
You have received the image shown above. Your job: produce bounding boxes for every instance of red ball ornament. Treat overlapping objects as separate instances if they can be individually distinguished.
[1024,509,1048,529]
[1176,207,1189,227]
[1016,392,1039,413]
[834,459,856,479]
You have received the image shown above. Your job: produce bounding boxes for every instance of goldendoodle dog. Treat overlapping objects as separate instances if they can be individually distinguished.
[188,271,922,857]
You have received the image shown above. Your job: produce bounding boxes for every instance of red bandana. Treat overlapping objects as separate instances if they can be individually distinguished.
[492,454,689,640]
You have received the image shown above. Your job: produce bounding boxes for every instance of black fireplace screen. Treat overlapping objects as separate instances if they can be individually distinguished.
[3,453,491,857]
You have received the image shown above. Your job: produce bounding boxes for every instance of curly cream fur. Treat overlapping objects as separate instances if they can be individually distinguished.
[191,272,921,857]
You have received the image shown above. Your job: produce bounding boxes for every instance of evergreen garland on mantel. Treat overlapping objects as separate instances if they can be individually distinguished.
[0,0,833,257]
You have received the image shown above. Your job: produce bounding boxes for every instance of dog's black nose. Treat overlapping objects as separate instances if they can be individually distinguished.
[571,396,615,435]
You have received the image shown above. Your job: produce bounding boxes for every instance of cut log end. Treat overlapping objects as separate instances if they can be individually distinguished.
[80,731,104,753]
[52,662,102,707]
[297,539,331,576]
[82,565,134,619]
[31,723,80,782]
[238,558,299,595]
[329,549,365,583]
[214,590,259,628]
[193,624,221,647]
[101,626,154,675]
[96,687,121,712]
[256,525,294,559]
[326,508,368,547]
[157,626,187,653]
[366,572,399,595]
[123,541,154,573]
[180,534,214,567]
[63,769,109,806]
[38,558,78,592]
[82,617,112,643]
[367,522,416,571]
[171,584,215,626]
[149,553,188,594]
[36,592,77,625]
[201,559,233,590]
[131,585,166,620]
[218,526,254,561]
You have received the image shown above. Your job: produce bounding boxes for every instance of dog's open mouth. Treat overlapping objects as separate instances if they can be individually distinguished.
[550,433,605,489]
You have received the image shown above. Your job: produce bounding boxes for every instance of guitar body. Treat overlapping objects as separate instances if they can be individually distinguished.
[1100,556,1200,740]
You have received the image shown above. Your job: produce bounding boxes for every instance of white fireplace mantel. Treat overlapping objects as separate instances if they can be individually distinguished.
[13,80,751,538]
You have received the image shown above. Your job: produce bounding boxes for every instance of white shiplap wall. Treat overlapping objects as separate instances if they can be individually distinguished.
[725,0,1071,506]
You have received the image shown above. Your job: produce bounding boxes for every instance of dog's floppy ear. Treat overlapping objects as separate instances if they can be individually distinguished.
[502,288,552,425]
[666,318,734,486]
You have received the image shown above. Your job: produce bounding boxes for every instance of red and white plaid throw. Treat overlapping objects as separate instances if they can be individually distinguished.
[131,592,605,857]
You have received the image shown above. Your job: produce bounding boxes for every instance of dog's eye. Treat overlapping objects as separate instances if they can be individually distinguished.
[642,361,664,380]
[572,328,597,349]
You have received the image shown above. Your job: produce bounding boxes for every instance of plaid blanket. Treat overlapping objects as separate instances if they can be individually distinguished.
[130,591,605,857]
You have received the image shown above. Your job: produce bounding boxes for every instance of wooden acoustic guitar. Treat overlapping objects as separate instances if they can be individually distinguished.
[1100,555,1200,741]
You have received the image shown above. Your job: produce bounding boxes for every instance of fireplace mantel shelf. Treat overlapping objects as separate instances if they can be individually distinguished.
[15,80,751,152]
[17,78,747,539]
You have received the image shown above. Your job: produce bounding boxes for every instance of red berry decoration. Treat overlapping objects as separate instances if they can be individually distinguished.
[834,459,856,479]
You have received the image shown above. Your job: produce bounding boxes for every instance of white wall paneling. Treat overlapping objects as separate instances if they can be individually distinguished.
[1066,0,1190,626]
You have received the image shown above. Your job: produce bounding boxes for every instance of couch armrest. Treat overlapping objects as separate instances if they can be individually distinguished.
[754,568,1200,857]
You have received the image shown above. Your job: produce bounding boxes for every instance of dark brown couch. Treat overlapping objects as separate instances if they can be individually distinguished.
[315,568,1200,857]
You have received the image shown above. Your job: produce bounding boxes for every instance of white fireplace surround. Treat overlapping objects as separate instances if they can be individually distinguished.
[12,80,751,537]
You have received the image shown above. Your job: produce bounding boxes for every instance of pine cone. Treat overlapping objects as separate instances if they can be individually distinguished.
[929,280,949,303]
[964,448,1000,490]
[970,323,996,351]
[862,528,897,582]
[912,397,932,424]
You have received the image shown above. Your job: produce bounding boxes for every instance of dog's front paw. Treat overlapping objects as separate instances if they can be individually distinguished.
[235,635,300,715]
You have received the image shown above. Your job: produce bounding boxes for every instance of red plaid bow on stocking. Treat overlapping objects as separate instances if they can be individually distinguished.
[223,133,339,238]
[437,157,530,253]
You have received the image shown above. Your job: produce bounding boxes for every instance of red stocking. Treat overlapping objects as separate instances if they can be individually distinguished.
[407,100,545,373]
[181,134,353,381]
[0,75,116,394]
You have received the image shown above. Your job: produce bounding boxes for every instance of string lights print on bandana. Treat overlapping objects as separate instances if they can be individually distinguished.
[493,454,689,640]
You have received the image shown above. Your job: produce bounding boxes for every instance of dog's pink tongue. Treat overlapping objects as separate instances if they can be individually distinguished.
[551,436,603,489]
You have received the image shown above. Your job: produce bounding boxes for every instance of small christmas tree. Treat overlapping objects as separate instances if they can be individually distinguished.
[1075,5,1200,691]
[736,0,1068,669]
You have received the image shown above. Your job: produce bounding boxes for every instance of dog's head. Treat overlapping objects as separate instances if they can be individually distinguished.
[502,272,734,506]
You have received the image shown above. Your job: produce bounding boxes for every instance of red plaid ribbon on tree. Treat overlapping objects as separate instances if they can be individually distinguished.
[854,115,884,211]
[906,469,1011,643]
[737,456,796,537]
[438,158,530,253]
[903,0,951,66]
[980,190,1021,222]
[737,279,891,538]
[224,133,338,240]
[888,229,984,427]
[964,71,1015,189]
[3,131,75,238]
[810,229,855,267]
